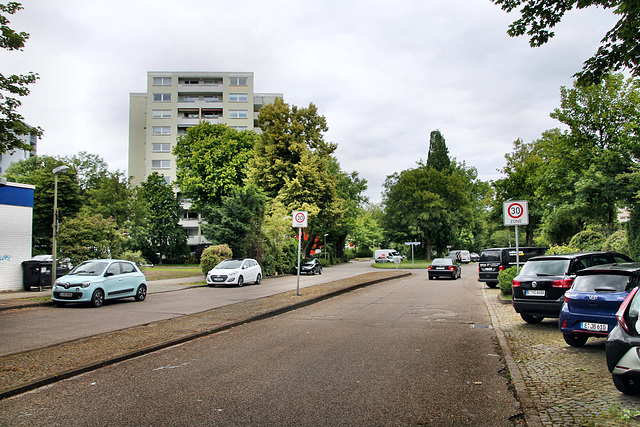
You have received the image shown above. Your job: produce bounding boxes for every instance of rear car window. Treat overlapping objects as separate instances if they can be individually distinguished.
[432,259,453,266]
[572,274,630,292]
[480,250,500,262]
[519,259,569,276]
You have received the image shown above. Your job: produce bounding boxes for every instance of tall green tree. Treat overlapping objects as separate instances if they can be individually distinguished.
[250,98,343,256]
[0,2,43,154]
[426,130,451,172]
[173,123,259,209]
[57,214,126,265]
[491,0,640,85]
[250,98,337,199]
[138,172,188,264]
[4,155,82,251]
[383,165,471,260]
[201,186,268,259]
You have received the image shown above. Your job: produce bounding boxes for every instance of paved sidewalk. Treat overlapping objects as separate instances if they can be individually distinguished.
[483,286,640,426]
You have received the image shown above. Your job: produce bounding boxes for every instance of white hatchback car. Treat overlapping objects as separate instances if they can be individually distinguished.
[206,258,262,287]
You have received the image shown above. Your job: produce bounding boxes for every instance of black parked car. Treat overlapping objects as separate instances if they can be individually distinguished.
[512,252,633,324]
[606,286,640,395]
[428,258,462,280]
[478,247,548,288]
[296,258,323,275]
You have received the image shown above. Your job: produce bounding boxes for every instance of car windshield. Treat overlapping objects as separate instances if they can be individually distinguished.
[572,274,631,292]
[519,259,569,276]
[215,259,243,269]
[480,251,500,262]
[431,258,452,266]
[69,261,108,276]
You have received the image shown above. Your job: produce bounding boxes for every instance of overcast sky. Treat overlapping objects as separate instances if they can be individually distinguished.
[1,0,618,203]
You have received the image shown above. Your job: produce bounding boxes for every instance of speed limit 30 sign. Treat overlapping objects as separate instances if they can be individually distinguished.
[503,201,529,226]
[292,211,308,228]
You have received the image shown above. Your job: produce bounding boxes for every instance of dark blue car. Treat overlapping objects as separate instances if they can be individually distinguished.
[559,263,640,347]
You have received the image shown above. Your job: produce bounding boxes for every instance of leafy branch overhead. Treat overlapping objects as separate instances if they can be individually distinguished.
[0,2,43,154]
[491,0,640,85]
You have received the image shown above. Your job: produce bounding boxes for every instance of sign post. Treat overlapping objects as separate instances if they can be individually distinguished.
[292,211,308,296]
[404,242,421,264]
[503,201,529,271]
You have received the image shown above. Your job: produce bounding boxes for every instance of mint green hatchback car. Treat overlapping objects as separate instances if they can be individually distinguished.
[51,259,147,308]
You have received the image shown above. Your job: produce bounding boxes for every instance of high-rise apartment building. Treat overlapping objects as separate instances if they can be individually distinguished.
[128,71,283,249]
[0,125,38,175]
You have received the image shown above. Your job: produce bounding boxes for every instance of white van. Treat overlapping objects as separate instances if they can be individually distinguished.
[447,250,471,264]
[375,249,401,263]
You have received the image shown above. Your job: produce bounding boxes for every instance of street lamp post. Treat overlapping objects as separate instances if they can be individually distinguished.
[324,234,329,260]
[51,165,69,288]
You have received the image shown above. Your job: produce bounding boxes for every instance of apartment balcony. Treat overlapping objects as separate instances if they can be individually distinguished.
[178,83,223,93]
[177,100,223,109]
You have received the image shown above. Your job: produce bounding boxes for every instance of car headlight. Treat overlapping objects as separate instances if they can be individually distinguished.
[80,281,91,288]
[228,271,238,277]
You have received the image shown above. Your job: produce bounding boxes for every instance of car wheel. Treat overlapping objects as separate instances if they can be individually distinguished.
[319,267,322,275]
[90,289,104,308]
[612,374,640,395]
[520,313,544,324]
[237,276,244,287]
[135,284,147,301]
[563,333,588,347]
[255,273,262,285]
[428,275,433,280]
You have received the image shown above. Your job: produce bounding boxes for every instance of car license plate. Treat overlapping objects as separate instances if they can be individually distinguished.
[60,292,72,298]
[213,277,224,282]
[525,290,545,297]
[436,266,446,270]
[581,322,608,332]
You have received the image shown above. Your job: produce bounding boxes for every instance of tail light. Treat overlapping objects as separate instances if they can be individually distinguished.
[564,290,573,303]
[427,266,433,270]
[449,266,455,271]
[512,279,521,287]
[499,265,504,271]
[561,320,567,328]
[616,287,639,333]
[552,278,574,289]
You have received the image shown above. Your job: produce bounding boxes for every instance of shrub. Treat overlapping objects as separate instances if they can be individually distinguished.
[569,229,605,251]
[603,229,631,256]
[498,266,519,296]
[546,244,581,255]
[200,244,233,276]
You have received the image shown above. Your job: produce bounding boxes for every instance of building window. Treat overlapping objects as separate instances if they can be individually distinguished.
[230,126,248,131]
[163,176,171,184]
[153,93,172,102]
[152,126,171,135]
[152,143,171,152]
[229,93,248,102]
[152,160,171,169]
[229,77,247,86]
[152,109,172,118]
[204,95,221,102]
[153,77,172,86]
[229,110,248,119]
[182,79,199,85]
[181,95,199,103]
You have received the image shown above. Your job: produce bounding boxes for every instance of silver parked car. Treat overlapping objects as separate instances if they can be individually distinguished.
[206,258,262,287]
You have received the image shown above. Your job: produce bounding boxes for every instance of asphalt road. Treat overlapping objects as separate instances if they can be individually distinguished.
[0,264,521,425]
[0,261,380,356]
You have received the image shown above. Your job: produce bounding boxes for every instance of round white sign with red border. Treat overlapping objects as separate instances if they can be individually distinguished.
[503,201,529,226]
[292,211,308,228]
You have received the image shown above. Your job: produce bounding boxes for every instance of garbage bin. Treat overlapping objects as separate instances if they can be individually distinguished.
[22,260,42,291]
[21,260,70,291]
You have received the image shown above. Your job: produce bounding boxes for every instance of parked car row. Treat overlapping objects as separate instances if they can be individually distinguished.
[497,250,640,395]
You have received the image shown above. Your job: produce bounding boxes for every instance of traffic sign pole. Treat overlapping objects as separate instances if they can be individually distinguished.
[292,211,308,296]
